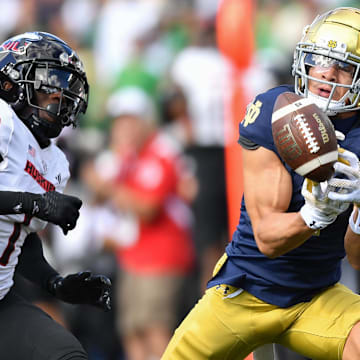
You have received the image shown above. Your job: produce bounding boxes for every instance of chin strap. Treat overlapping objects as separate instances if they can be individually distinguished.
[307,91,348,116]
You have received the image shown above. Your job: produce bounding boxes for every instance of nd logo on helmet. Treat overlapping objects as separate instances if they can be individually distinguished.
[327,40,337,49]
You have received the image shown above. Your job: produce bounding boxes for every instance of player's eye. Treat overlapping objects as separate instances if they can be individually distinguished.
[337,61,355,74]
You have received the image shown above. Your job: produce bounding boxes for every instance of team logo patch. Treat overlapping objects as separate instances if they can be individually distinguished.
[55,173,62,185]
[242,100,262,127]
[41,160,48,175]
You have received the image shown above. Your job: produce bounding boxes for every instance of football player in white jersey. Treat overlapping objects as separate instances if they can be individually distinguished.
[0,32,111,359]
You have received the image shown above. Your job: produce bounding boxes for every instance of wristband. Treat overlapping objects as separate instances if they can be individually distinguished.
[349,208,360,235]
[300,203,337,230]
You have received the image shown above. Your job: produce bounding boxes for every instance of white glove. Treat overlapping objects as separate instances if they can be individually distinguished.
[300,178,349,230]
[327,148,360,205]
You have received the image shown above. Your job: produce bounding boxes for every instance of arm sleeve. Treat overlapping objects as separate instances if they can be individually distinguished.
[16,232,59,292]
[0,191,41,215]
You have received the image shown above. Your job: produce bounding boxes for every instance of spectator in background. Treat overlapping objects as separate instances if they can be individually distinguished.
[169,19,231,293]
[82,86,196,360]
[159,87,193,149]
[93,0,164,86]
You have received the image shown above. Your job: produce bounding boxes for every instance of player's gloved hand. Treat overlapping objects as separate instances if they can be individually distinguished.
[23,191,82,234]
[327,148,360,206]
[48,271,112,311]
[300,178,349,230]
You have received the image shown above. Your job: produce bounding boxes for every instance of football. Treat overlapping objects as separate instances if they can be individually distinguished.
[272,92,338,182]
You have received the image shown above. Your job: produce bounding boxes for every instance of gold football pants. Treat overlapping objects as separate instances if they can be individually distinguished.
[162,282,360,360]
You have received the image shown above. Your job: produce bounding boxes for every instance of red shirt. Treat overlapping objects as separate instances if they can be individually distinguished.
[115,133,194,275]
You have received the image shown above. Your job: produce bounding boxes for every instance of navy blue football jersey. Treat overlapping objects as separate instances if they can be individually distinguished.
[208,85,360,307]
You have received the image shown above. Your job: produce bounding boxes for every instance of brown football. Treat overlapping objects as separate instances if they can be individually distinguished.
[272,92,338,182]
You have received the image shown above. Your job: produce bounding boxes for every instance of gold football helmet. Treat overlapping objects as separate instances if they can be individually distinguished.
[293,7,360,116]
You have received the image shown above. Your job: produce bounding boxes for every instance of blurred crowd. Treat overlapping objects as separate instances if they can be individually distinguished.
[4,0,360,359]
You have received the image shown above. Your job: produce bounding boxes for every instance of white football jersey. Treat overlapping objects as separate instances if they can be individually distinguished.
[0,99,70,299]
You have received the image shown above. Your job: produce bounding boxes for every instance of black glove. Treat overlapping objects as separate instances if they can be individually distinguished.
[23,191,82,235]
[48,271,112,311]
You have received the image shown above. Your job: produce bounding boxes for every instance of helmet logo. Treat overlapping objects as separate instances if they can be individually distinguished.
[318,37,347,53]
[327,40,337,48]
[0,40,30,54]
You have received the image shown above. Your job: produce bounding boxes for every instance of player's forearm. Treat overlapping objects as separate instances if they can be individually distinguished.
[345,229,360,270]
[254,211,316,258]
[16,232,59,291]
[345,208,360,270]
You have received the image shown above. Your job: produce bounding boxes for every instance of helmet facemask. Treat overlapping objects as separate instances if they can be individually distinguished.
[293,44,360,116]
[292,8,360,116]
[18,61,88,138]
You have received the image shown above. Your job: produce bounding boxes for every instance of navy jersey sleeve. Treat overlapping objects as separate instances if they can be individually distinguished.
[239,85,294,152]
[339,127,360,158]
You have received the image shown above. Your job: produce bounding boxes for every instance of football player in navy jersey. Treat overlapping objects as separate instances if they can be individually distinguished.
[162,7,360,360]
[0,32,111,359]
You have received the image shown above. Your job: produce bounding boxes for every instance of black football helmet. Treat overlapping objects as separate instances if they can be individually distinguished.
[0,31,89,145]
